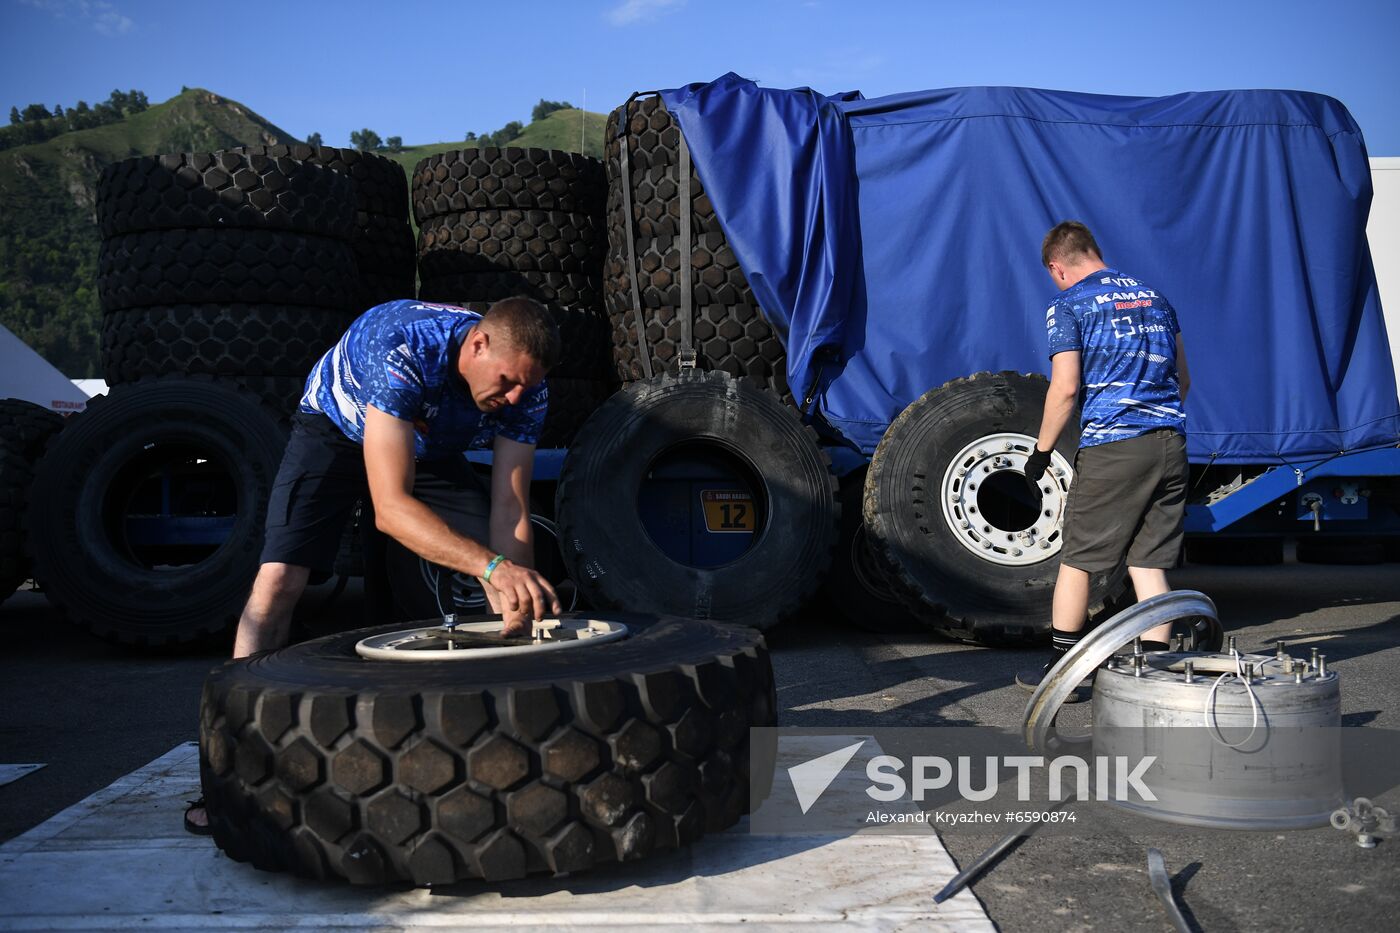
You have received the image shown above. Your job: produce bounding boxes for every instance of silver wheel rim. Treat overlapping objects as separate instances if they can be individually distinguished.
[356,617,628,661]
[940,432,1073,566]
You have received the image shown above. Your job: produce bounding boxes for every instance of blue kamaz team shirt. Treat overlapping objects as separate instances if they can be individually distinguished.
[1045,268,1185,448]
[300,300,547,460]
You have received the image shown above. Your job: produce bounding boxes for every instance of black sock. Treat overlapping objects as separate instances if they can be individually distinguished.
[1051,628,1084,661]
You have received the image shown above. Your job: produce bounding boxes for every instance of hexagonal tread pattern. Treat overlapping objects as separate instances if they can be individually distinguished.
[97,229,355,313]
[97,151,355,239]
[418,210,604,276]
[413,147,605,222]
[101,305,354,383]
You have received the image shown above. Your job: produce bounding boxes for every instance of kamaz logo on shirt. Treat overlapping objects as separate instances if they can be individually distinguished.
[1095,290,1157,307]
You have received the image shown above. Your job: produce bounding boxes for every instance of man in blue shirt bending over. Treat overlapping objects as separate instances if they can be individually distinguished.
[233,295,564,657]
[1016,222,1191,695]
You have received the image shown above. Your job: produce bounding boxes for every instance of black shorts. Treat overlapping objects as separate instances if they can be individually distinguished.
[259,411,490,573]
[1060,428,1187,572]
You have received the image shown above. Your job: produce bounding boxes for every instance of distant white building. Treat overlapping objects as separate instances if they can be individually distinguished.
[0,324,89,413]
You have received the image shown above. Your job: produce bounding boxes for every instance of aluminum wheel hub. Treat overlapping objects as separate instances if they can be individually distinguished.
[940,432,1073,566]
[356,617,628,661]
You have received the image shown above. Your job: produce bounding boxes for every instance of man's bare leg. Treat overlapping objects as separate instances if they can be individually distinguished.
[1052,563,1091,633]
[188,562,310,832]
[232,562,311,658]
[1128,565,1173,644]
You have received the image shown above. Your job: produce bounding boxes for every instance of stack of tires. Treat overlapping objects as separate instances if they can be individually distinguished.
[412,147,615,448]
[96,150,363,416]
[23,151,370,648]
[553,98,838,633]
[603,97,787,400]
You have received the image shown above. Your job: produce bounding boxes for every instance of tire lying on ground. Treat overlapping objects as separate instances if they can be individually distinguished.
[199,612,777,884]
[864,371,1127,646]
[555,370,838,630]
[0,399,64,603]
[26,377,288,647]
[823,467,926,635]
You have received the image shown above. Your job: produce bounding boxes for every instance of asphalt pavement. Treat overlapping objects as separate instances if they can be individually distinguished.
[2,555,1398,931]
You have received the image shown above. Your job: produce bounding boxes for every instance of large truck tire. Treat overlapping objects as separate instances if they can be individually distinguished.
[226,144,409,220]
[864,371,1127,646]
[353,212,416,277]
[605,163,721,240]
[413,148,606,222]
[0,400,64,603]
[199,613,777,885]
[604,97,685,173]
[418,271,602,310]
[418,210,604,277]
[822,467,927,635]
[101,305,355,383]
[605,232,755,308]
[607,301,788,399]
[97,151,355,240]
[26,377,288,647]
[538,378,616,448]
[98,229,356,312]
[555,371,837,630]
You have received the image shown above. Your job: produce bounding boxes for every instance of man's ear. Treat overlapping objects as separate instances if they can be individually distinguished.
[470,325,489,356]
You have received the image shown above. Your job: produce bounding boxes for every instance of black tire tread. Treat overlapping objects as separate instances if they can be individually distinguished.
[413,148,605,222]
[0,400,65,601]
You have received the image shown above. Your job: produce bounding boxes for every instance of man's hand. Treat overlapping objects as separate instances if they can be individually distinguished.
[485,559,561,630]
[1024,446,1052,491]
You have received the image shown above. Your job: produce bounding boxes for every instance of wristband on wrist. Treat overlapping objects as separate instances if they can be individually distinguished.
[482,554,507,583]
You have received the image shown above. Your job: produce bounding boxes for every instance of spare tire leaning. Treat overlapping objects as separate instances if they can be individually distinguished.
[199,612,777,884]
[865,371,1127,646]
[555,370,838,630]
[26,377,288,647]
[0,399,65,603]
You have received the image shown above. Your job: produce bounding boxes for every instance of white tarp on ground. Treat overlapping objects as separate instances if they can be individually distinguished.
[0,742,993,932]
[0,324,88,413]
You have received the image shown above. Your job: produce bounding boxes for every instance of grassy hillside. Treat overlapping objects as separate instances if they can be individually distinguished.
[0,89,297,377]
[388,107,607,179]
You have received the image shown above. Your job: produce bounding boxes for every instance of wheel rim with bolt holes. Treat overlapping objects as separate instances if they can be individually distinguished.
[940,432,1073,567]
[355,616,629,660]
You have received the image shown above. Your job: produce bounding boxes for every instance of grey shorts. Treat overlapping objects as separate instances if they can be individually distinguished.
[1060,429,1187,572]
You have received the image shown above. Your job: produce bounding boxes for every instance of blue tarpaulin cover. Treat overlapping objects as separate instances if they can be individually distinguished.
[659,74,1399,464]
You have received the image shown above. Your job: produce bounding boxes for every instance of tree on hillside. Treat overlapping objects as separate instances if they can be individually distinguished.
[306,131,323,146]
[386,136,402,153]
[349,128,382,151]
[53,104,64,118]
[532,98,573,122]
[22,103,52,122]
[464,131,477,142]
[8,107,18,126]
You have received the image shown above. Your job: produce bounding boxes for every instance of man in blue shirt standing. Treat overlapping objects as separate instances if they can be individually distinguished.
[233,295,564,657]
[1016,222,1191,694]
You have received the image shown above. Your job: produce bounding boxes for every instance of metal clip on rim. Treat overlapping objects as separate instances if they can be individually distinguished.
[1023,589,1220,753]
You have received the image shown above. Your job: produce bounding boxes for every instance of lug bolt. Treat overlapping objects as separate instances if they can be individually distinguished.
[1284,656,1295,674]
[1133,637,1144,655]
[1133,655,1145,677]
[957,466,967,476]
[1011,548,1023,556]
[1296,667,1306,685]
[959,519,970,529]
[1183,660,1195,684]
[1228,635,1237,654]
[1318,655,1328,676]
[1040,540,1052,549]
[976,449,987,457]
[1170,635,1182,652]
[1311,647,1320,668]
[1004,441,1014,450]
[981,540,992,549]
[1277,640,1287,660]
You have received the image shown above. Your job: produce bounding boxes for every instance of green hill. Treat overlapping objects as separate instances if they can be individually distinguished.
[0,92,608,379]
[387,107,607,179]
[0,89,297,377]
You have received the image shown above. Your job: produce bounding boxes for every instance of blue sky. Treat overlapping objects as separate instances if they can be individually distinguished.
[3,0,1398,154]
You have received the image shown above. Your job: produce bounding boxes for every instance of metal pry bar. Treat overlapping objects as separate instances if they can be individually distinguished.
[1146,847,1191,933]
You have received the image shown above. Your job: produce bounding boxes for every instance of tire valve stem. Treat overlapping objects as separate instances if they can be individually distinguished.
[1183,660,1195,684]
